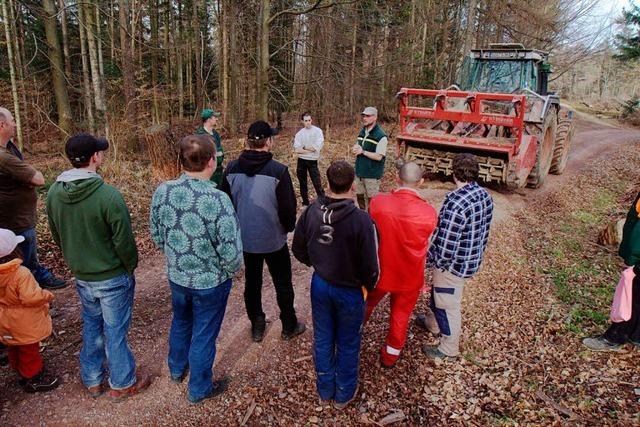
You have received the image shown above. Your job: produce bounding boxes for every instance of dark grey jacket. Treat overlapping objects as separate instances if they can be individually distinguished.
[220,150,297,253]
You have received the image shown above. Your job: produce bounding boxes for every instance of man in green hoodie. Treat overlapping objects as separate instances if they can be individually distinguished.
[46,133,150,400]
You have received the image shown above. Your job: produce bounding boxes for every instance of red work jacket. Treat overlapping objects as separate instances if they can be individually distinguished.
[369,188,438,292]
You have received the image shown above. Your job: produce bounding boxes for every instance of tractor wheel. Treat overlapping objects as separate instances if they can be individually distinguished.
[527,109,557,189]
[549,110,574,175]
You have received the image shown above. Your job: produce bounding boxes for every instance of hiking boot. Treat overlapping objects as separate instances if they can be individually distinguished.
[422,344,457,361]
[87,384,104,398]
[40,276,69,290]
[108,373,152,402]
[251,316,267,343]
[187,376,230,404]
[380,346,400,368]
[23,372,60,393]
[282,321,306,341]
[170,369,188,384]
[333,385,359,410]
[582,336,623,352]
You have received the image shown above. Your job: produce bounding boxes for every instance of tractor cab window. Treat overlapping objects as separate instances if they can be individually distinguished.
[458,57,538,94]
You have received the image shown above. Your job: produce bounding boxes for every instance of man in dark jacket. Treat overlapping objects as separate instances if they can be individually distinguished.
[292,161,379,410]
[583,191,640,351]
[47,134,150,400]
[220,121,305,342]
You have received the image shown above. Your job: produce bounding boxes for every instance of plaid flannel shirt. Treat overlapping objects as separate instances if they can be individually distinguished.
[427,181,493,278]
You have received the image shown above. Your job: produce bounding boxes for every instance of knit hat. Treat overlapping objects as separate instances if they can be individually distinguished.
[0,228,25,258]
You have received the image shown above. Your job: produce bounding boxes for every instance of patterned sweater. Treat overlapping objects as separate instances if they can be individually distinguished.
[150,174,243,289]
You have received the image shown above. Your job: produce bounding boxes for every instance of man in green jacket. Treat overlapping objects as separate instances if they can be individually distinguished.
[583,191,640,351]
[351,106,388,210]
[195,108,224,186]
[47,134,150,400]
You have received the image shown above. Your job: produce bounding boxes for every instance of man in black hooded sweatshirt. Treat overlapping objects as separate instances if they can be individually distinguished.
[292,161,379,410]
[220,120,306,343]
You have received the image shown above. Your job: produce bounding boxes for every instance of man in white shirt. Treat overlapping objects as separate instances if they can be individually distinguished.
[293,112,325,206]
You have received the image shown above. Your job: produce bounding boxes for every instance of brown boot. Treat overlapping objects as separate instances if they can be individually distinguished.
[108,373,152,402]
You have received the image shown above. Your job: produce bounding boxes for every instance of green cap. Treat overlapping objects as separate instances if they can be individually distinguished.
[201,108,221,120]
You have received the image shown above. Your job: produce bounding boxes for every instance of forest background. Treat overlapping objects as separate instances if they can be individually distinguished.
[0,0,638,154]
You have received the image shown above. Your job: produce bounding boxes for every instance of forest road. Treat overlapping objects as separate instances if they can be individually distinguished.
[1,114,639,425]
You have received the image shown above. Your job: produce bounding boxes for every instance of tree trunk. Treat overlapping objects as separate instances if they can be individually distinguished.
[193,0,203,113]
[77,1,95,130]
[57,0,72,79]
[463,0,478,53]
[257,0,270,120]
[176,1,184,118]
[1,0,22,148]
[41,0,73,135]
[96,2,104,79]
[118,0,137,119]
[150,0,160,123]
[84,0,107,131]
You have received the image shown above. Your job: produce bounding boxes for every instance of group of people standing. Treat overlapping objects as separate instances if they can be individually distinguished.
[0,104,496,410]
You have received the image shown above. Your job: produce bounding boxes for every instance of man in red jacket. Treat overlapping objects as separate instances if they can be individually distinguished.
[365,161,438,367]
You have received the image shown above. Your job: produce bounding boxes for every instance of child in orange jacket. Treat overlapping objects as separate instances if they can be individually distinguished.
[0,228,59,393]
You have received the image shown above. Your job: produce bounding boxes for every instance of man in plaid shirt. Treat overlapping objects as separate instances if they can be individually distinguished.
[416,153,493,359]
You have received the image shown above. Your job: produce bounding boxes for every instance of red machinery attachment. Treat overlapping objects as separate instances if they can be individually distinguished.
[396,87,538,188]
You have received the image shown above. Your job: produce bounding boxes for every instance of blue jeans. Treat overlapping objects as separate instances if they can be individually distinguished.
[17,228,53,285]
[168,279,232,401]
[310,273,365,403]
[75,273,136,389]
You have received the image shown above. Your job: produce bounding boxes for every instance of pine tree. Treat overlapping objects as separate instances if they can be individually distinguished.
[615,4,640,61]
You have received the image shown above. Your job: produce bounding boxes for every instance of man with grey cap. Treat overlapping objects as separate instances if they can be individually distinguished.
[195,108,225,186]
[47,133,150,400]
[351,106,388,210]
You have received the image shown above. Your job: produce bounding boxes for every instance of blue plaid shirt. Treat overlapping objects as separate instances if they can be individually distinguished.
[427,182,493,278]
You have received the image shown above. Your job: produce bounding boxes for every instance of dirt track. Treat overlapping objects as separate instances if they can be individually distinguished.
[1,116,639,425]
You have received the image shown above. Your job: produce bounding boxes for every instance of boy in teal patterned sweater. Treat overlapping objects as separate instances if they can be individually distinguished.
[150,134,242,404]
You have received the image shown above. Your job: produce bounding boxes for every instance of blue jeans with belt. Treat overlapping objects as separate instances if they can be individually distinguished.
[168,279,232,401]
[310,273,365,403]
[17,227,54,285]
[75,273,137,389]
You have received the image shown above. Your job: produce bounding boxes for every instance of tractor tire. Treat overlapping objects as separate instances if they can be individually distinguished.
[527,109,557,189]
[549,110,574,175]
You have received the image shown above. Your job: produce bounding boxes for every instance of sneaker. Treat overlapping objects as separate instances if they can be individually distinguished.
[108,373,152,402]
[415,313,440,335]
[582,336,623,352]
[23,372,60,393]
[282,321,306,341]
[40,276,69,290]
[333,385,359,410]
[87,384,104,398]
[251,316,267,343]
[422,344,457,360]
[630,340,640,348]
[187,376,230,404]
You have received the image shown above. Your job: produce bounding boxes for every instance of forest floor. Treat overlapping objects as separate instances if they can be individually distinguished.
[1,115,640,426]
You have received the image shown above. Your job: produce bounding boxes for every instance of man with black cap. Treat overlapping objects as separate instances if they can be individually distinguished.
[0,106,67,289]
[195,108,225,186]
[46,133,150,400]
[220,120,306,343]
[352,106,388,211]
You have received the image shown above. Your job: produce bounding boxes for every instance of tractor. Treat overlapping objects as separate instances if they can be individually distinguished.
[395,43,574,188]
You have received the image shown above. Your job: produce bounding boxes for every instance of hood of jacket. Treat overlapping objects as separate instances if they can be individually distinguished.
[0,258,21,277]
[52,171,104,204]
[309,195,357,225]
[238,150,273,176]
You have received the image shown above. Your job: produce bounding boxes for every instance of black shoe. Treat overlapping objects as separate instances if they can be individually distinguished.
[23,372,60,393]
[40,276,69,290]
[251,316,266,343]
[0,352,7,367]
[282,321,306,341]
[170,369,188,384]
[187,376,230,404]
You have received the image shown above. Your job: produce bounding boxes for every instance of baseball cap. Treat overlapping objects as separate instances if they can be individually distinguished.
[201,109,221,120]
[65,133,109,164]
[247,120,279,140]
[361,106,378,116]
[0,228,25,258]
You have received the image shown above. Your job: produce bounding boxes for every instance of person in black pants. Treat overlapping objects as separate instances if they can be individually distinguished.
[293,112,325,206]
[220,120,306,343]
[583,191,640,351]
